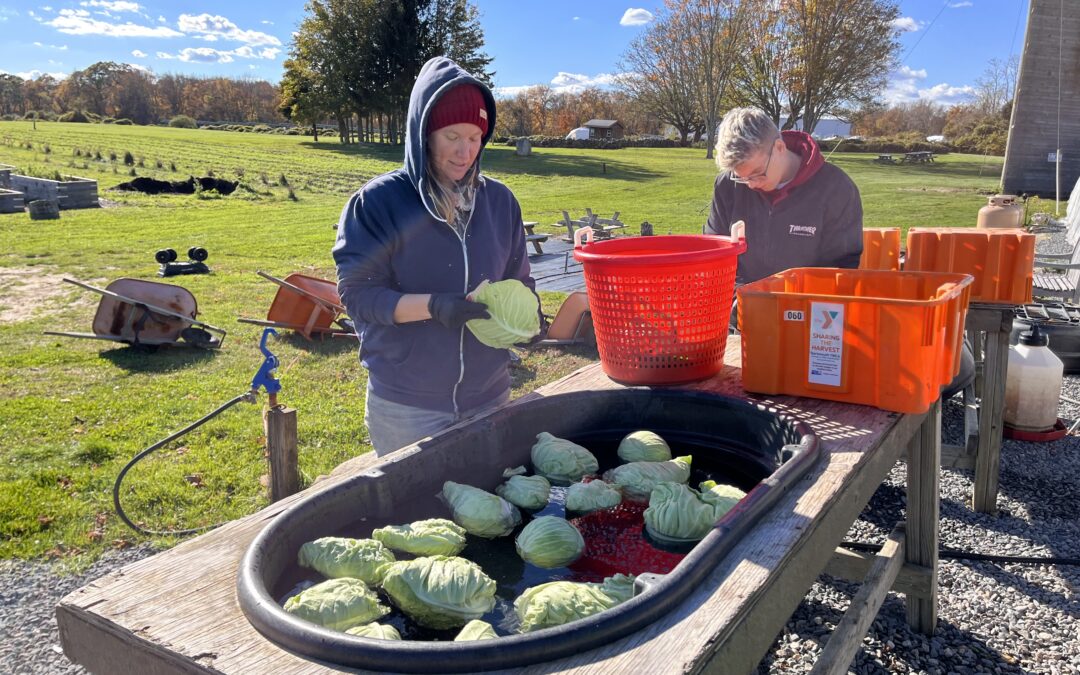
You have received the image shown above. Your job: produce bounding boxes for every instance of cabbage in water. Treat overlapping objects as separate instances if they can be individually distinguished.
[495,474,551,510]
[514,574,636,633]
[466,279,541,348]
[283,577,389,631]
[604,455,692,500]
[531,432,599,486]
[699,480,747,514]
[617,430,672,463]
[380,555,497,630]
[372,518,467,556]
[644,481,747,544]
[297,537,396,585]
[345,622,402,640]
[515,516,584,568]
[565,479,622,513]
[454,619,499,641]
[442,481,522,538]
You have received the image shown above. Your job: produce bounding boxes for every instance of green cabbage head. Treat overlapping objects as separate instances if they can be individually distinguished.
[617,430,672,463]
[515,516,584,568]
[495,474,551,510]
[297,537,395,585]
[644,481,747,544]
[372,518,467,557]
[442,481,522,538]
[699,480,747,515]
[380,555,497,630]
[454,619,499,641]
[565,479,622,513]
[514,574,636,633]
[466,279,541,348]
[345,622,402,640]
[283,578,389,631]
[531,432,599,486]
[604,455,692,500]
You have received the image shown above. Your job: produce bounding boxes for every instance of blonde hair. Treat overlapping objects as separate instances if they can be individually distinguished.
[425,161,479,227]
[715,107,780,172]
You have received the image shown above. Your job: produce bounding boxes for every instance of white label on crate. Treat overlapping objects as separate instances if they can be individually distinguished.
[808,302,844,386]
[784,310,805,322]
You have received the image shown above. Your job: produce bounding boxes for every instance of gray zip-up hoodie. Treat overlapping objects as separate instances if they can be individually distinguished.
[332,57,535,414]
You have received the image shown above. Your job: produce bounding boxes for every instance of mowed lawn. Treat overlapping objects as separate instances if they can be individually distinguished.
[0,121,1005,565]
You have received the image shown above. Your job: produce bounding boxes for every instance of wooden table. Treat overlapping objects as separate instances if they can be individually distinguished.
[902,151,935,163]
[522,221,548,256]
[56,337,941,674]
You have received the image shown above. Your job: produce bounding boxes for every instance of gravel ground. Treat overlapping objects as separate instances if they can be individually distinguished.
[3,229,1079,674]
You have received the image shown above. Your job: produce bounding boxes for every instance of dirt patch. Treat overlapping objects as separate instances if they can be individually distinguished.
[0,268,76,324]
[112,176,237,196]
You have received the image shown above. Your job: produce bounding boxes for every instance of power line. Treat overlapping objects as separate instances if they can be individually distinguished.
[900,0,951,66]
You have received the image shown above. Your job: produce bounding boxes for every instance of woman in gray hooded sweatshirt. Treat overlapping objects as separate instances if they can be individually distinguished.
[333,57,539,456]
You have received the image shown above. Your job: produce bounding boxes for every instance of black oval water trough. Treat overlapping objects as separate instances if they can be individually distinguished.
[237,389,820,672]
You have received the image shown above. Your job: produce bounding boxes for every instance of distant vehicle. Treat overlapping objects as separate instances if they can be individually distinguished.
[565,127,590,140]
[845,135,865,142]
[926,135,946,143]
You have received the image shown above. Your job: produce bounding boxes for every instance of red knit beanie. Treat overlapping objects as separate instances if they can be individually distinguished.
[428,84,489,136]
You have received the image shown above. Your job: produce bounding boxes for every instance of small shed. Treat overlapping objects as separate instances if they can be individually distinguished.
[584,119,625,140]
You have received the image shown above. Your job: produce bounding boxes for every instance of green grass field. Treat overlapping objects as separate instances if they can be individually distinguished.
[0,120,1011,566]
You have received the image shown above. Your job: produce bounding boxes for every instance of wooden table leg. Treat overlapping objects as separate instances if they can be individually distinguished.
[972,312,1011,513]
[905,398,940,633]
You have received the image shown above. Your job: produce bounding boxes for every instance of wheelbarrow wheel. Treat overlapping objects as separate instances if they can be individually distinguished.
[155,248,178,264]
[188,246,209,262]
[181,327,220,348]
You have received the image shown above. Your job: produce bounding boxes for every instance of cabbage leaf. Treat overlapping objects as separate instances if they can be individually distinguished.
[380,556,497,630]
[297,537,395,585]
[603,455,692,500]
[565,479,622,513]
[283,578,389,631]
[514,574,636,633]
[531,432,599,486]
[454,619,499,641]
[442,481,521,538]
[466,279,541,348]
[495,474,551,510]
[372,518,467,557]
[345,622,402,640]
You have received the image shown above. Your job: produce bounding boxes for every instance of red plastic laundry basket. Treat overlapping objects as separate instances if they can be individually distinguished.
[572,227,746,385]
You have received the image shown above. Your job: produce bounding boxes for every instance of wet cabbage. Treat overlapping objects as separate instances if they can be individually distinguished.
[495,474,551,510]
[699,480,747,514]
[616,430,672,463]
[515,516,584,568]
[454,619,499,641]
[380,555,497,630]
[514,574,636,633]
[465,279,541,348]
[603,455,693,500]
[565,479,623,513]
[644,481,747,544]
[297,537,395,585]
[442,481,522,538]
[530,432,599,486]
[282,577,389,631]
[345,622,402,640]
[371,518,467,557]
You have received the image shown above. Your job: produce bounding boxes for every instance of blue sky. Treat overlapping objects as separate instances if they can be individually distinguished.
[0,0,1030,108]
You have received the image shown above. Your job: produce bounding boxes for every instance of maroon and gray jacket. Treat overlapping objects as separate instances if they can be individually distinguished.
[705,131,863,285]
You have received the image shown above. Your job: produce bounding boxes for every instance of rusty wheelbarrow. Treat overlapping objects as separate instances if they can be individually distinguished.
[237,271,354,340]
[44,277,226,348]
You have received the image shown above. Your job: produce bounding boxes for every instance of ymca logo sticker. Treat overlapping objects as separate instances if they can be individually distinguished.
[808,302,844,386]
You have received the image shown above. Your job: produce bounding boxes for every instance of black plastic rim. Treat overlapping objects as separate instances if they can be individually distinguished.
[237,390,820,672]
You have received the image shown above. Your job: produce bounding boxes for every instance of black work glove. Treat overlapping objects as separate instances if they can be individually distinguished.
[428,293,490,329]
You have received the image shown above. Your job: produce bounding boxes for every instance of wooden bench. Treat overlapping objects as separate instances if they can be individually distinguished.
[903,151,935,163]
[559,209,626,241]
[1032,235,1080,303]
[522,221,548,256]
[874,154,895,164]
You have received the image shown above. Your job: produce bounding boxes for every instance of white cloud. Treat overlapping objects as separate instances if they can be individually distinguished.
[131,48,146,57]
[156,44,281,63]
[156,51,173,59]
[33,41,68,50]
[261,19,273,25]
[947,1,973,7]
[572,16,580,21]
[0,7,18,21]
[884,68,975,107]
[917,82,976,105]
[891,16,921,32]
[80,1,143,12]
[46,10,183,37]
[620,8,653,26]
[14,69,69,80]
[127,62,150,73]
[494,71,625,98]
[177,13,281,46]
[898,65,927,80]
[42,5,52,10]
[157,15,165,22]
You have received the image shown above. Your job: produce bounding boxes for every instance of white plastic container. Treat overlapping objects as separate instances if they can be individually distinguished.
[1003,324,1064,431]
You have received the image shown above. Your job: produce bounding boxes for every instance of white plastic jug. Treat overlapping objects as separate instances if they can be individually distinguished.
[1003,324,1064,431]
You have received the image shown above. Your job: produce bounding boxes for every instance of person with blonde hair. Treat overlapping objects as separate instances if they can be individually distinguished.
[705,107,863,285]
[333,57,539,456]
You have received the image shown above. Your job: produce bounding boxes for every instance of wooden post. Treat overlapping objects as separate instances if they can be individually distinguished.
[972,309,1012,513]
[905,398,940,633]
[265,405,299,502]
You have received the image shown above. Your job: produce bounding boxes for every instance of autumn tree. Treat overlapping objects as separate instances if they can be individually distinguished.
[0,74,24,115]
[731,3,792,126]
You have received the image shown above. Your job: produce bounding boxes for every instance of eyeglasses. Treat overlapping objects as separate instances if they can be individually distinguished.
[729,137,780,185]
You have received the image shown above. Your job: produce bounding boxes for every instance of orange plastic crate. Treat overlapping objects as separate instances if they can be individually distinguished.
[904,227,1034,304]
[859,228,901,271]
[737,268,973,414]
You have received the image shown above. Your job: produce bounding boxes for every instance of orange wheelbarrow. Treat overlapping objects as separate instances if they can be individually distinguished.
[44,277,226,348]
[535,290,594,346]
[237,271,354,339]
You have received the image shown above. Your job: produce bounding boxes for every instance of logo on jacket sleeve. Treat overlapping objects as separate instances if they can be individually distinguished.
[789,224,818,237]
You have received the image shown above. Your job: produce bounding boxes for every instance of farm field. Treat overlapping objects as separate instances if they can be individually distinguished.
[0,121,1009,565]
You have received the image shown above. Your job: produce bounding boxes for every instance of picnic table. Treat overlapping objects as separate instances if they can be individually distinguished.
[903,151,935,163]
[522,221,548,256]
[56,335,942,674]
[875,154,895,164]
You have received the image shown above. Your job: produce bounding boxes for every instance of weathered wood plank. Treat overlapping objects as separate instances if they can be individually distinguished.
[823,546,932,598]
[972,309,1012,513]
[906,399,940,632]
[266,406,298,501]
[811,525,907,675]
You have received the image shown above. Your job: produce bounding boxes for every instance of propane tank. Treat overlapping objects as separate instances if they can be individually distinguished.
[1003,324,1064,431]
[977,194,1024,229]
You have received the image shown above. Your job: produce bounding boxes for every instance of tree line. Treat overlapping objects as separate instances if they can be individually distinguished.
[0,62,283,124]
